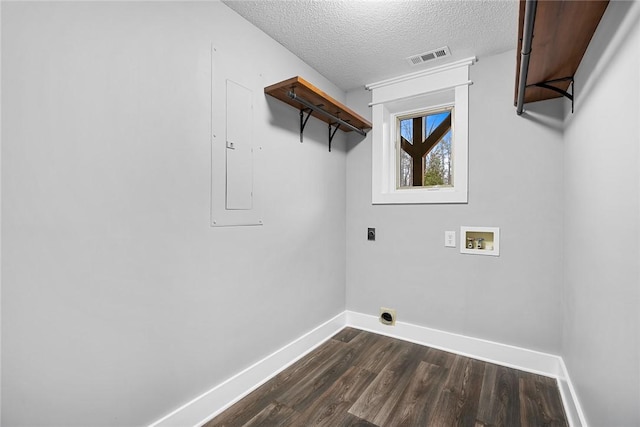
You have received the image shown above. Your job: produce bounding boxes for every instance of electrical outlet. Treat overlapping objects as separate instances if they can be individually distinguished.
[445,230,456,247]
[368,228,376,241]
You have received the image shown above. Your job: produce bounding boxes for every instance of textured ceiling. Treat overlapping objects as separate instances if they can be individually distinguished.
[222,0,519,91]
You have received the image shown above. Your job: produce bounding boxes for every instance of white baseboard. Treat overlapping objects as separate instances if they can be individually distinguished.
[345,310,586,427]
[148,312,346,427]
[558,357,589,427]
[148,310,586,427]
[346,311,562,377]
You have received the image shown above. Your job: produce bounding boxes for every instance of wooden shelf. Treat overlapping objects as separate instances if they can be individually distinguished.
[264,76,372,134]
[514,0,609,105]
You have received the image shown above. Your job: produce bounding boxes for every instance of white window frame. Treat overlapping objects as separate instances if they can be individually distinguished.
[367,57,475,204]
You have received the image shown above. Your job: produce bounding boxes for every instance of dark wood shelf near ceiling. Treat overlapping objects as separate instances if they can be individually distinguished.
[264,76,372,133]
[514,0,609,105]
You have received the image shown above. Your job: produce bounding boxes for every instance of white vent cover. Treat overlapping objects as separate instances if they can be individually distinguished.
[406,46,451,66]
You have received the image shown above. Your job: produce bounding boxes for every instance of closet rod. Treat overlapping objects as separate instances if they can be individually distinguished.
[287,91,367,136]
[516,0,538,115]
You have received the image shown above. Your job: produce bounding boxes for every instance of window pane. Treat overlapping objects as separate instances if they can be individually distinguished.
[425,111,449,139]
[423,129,453,186]
[399,149,412,187]
[400,118,414,145]
[397,108,453,189]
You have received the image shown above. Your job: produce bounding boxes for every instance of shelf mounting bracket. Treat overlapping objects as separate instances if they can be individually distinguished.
[328,122,341,152]
[527,76,575,113]
[299,107,312,143]
[285,89,368,152]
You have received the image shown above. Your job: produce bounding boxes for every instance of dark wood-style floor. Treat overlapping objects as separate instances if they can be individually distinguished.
[204,328,568,427]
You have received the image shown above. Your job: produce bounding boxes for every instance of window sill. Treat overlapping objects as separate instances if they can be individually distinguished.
[372,187,468,205]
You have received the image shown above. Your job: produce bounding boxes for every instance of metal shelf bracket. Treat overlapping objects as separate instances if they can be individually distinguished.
[328,122,341,152]
[299,108,312,143]
[288,90,367,152]
[527,76,575,113]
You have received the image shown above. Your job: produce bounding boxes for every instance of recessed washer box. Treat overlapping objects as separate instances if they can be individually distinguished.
[460,226,500,256]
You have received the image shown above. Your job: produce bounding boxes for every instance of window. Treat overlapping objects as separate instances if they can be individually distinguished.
[367,58,474,204]
[398,108,453,188]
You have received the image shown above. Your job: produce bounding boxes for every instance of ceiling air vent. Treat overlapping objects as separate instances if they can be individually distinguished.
[407,46,451,66]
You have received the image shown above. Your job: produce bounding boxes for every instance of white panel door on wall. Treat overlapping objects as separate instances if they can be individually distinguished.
[211,44,262,226]
[225,79,253,210]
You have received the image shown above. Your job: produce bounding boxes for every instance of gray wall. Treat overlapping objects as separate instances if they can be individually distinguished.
[3,1,640,427]
[562,1,640,425]
[346,50,565,354]
[1,2,346,426]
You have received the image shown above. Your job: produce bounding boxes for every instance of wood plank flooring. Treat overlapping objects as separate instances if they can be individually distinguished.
[204,328,568,427]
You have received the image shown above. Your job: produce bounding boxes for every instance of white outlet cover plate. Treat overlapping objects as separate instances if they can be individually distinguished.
[445,230,456,247]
